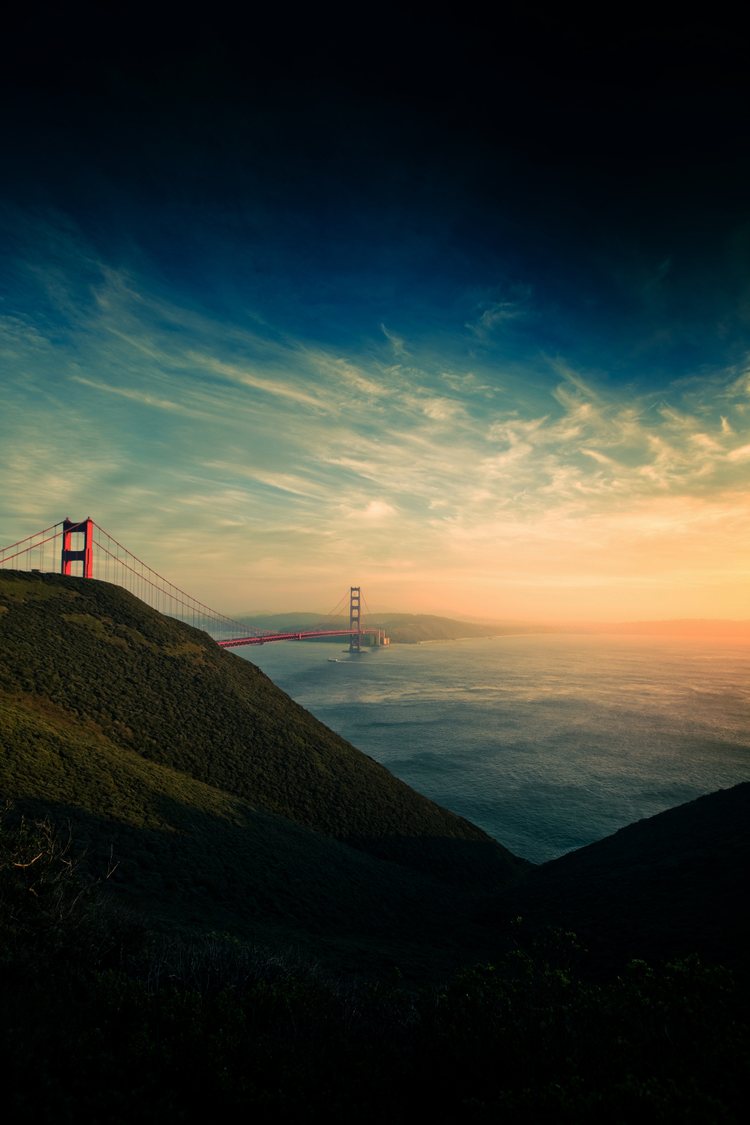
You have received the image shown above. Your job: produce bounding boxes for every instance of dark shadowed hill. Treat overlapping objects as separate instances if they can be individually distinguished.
[492,782,750,970]
[0,570,527,974]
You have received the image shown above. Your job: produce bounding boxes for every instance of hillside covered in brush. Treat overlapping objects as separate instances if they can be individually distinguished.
[0,570,527,973]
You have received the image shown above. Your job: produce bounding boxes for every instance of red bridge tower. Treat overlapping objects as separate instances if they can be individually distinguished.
[349,585,362,653]
[61,518,94,578]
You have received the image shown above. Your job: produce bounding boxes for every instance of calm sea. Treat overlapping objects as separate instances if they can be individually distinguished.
[237,634,750,864]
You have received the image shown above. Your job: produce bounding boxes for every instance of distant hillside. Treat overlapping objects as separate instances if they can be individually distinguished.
[240,610,515,644]
[0,571,526,973]
[376,613,507,643]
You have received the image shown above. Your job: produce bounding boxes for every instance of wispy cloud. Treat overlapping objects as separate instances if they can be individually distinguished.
[192,354,329,410]
[727,443,750,463]
[2,211,749,619]
[380,323,408,356]
[70,376,200,415]
[466,285,532,339]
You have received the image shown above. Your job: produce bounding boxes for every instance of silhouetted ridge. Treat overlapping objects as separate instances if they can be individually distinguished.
[495,782,750,969]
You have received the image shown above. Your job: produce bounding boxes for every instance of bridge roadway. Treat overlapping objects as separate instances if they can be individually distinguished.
[217,628,364,648]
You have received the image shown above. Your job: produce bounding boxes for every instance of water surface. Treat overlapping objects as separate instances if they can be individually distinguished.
[238,634,750,863]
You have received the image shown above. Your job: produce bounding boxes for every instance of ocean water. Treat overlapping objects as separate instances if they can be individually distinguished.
[237,634,750,864]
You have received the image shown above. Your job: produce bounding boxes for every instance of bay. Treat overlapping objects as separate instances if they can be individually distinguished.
[237,634,750,863]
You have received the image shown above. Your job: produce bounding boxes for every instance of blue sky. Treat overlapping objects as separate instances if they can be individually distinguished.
[2,17,749,620]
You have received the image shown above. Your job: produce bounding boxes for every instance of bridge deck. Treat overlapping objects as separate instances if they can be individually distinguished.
[218,629,363,648]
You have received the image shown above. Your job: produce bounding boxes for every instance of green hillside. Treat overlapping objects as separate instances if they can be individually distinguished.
[0,570,526,973]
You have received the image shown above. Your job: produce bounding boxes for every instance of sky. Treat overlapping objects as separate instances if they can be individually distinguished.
[2,15,750,621]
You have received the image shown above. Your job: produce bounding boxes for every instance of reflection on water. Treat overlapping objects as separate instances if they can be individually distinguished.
[239,634,750,863]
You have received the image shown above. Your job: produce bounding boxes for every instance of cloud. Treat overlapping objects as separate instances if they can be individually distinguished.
[192,355,329,410]
[236,471,324,499]
[727,443,750,463]
[360,499,397,521]
[3,211,750,619]
[417,396,465,421]
[70,376,198,415]
[440,370,497,397]
[579,448,619,466]
[380,323,407,356]
[302,349,389,399]
[466,285,531,338]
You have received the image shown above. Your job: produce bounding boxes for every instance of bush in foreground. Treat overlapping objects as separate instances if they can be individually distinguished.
[1,813,747,1123]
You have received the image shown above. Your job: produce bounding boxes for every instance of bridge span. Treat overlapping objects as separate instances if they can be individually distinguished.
[219,628,389,648]
[1,517,390,652]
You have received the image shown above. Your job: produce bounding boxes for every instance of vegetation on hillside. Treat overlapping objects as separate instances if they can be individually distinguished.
[2,812,747,1123]
[0,571,525,885]
[0,570,526,974]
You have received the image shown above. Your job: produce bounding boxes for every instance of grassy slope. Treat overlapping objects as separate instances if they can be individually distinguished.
[0,570,526,973]
[2,691,505,975]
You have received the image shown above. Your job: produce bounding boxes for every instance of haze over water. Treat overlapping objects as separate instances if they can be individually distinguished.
[240,635,750,864]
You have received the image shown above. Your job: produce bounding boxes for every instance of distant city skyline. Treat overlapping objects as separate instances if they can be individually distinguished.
[2,18,749,622]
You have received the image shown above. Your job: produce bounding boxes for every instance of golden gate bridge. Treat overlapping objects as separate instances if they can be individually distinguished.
[0,518,389,653]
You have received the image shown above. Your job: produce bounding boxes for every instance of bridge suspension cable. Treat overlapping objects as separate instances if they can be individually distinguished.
[1,517,389,648]
[1,517,250,641]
